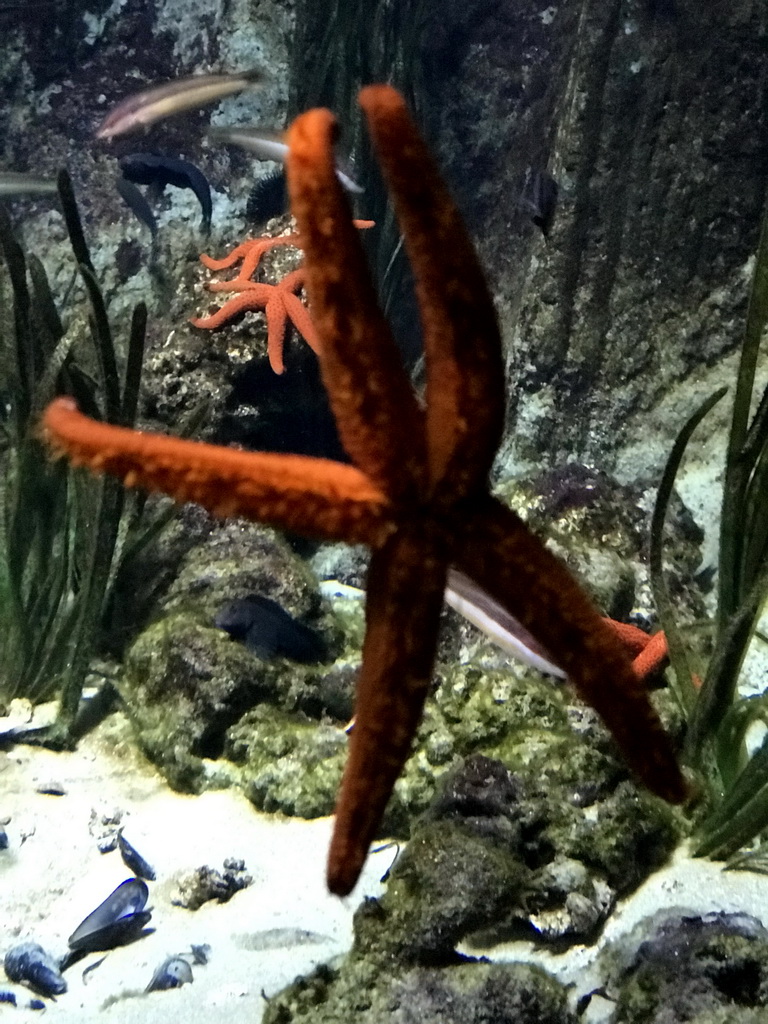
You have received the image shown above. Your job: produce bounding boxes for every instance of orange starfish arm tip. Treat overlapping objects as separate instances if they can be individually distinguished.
[457,496,688,806]
[287,99,427,504]
[327,531,448,896]
[41,398,393,545]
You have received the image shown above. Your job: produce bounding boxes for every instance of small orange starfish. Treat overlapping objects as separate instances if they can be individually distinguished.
[42,86,687,897]
[606,620,670,681]
[191,267,320,374]
[191,221,374,374]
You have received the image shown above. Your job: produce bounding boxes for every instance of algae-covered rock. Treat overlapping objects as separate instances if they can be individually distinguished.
[264,958,575,1024]
[118,520,345,792]
[357,817,528,963]
[228,706,347,819]
[606,911,768,1024]
[392,755,679,950]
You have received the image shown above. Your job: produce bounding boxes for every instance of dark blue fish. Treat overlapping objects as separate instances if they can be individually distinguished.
[116,176,158,241]
[520,170,558,238]
[214,594,327,664]
[119,153,212,234]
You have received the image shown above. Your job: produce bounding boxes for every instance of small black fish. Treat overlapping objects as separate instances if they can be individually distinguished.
[521,170,559,238]
[119,153,212,234]
[245,170,287,224]
[116,175,158,241]
[117,829,156,881]
[4,943,66,997]
[214,594,327,664]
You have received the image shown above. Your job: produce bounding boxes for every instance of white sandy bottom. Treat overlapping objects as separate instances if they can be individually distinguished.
[0,724,386,1022]
[4,720,768,1024]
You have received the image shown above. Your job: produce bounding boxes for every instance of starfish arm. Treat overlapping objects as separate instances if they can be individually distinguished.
[199,240,259,270]
[359,85,505,501]
[235,234,301,282]
[41,398,394,545]
[264,294,288,374]
[627,630,670,681]
[200,234,301,276]
[278,267,307,292]
[604,619,655,657]
[286,108,426,503]
[282,292,321,355]
[456,495,688,805]
[190,284,274,330]
[328,528,447,896]
[206,278,269,294]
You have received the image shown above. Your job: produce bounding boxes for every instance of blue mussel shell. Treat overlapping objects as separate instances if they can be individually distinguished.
[4,943,66,997]
[68,878,152,953]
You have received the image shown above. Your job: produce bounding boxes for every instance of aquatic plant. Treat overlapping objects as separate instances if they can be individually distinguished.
[289,0,430,332]
[0,171,161,739]
[651,197,768,859]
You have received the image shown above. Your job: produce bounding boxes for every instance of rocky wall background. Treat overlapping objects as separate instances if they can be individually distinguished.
[418,0,768,472]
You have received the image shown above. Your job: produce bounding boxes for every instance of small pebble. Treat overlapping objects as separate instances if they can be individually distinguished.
[190,944,211,965]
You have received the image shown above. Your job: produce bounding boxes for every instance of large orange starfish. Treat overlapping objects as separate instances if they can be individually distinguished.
[41,85,687,896]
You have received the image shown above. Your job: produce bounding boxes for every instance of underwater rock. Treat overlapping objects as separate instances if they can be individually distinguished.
[263,959,575,1024]
[119,518,343,794]
[229,707,347,820]
[3,943,66,997]
[0,826,8,850]
[171,859,252,911]
[495,466,707,632]
[370,753,678,955]
[146,955,194,993]
[356,818,528,963]
[68,878,152,954]
[89,806,123,853]
[607,911,768,1023]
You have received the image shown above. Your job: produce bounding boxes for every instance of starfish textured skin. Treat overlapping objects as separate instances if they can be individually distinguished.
[192,221,375,373]
[191,267,320,374]
[41,85,687,897]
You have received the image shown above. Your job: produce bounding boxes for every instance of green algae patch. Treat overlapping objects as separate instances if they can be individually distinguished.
[359,819,528,962]
[120,609,342,794]
[263,957,575,1024]
[227,705,347,818]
